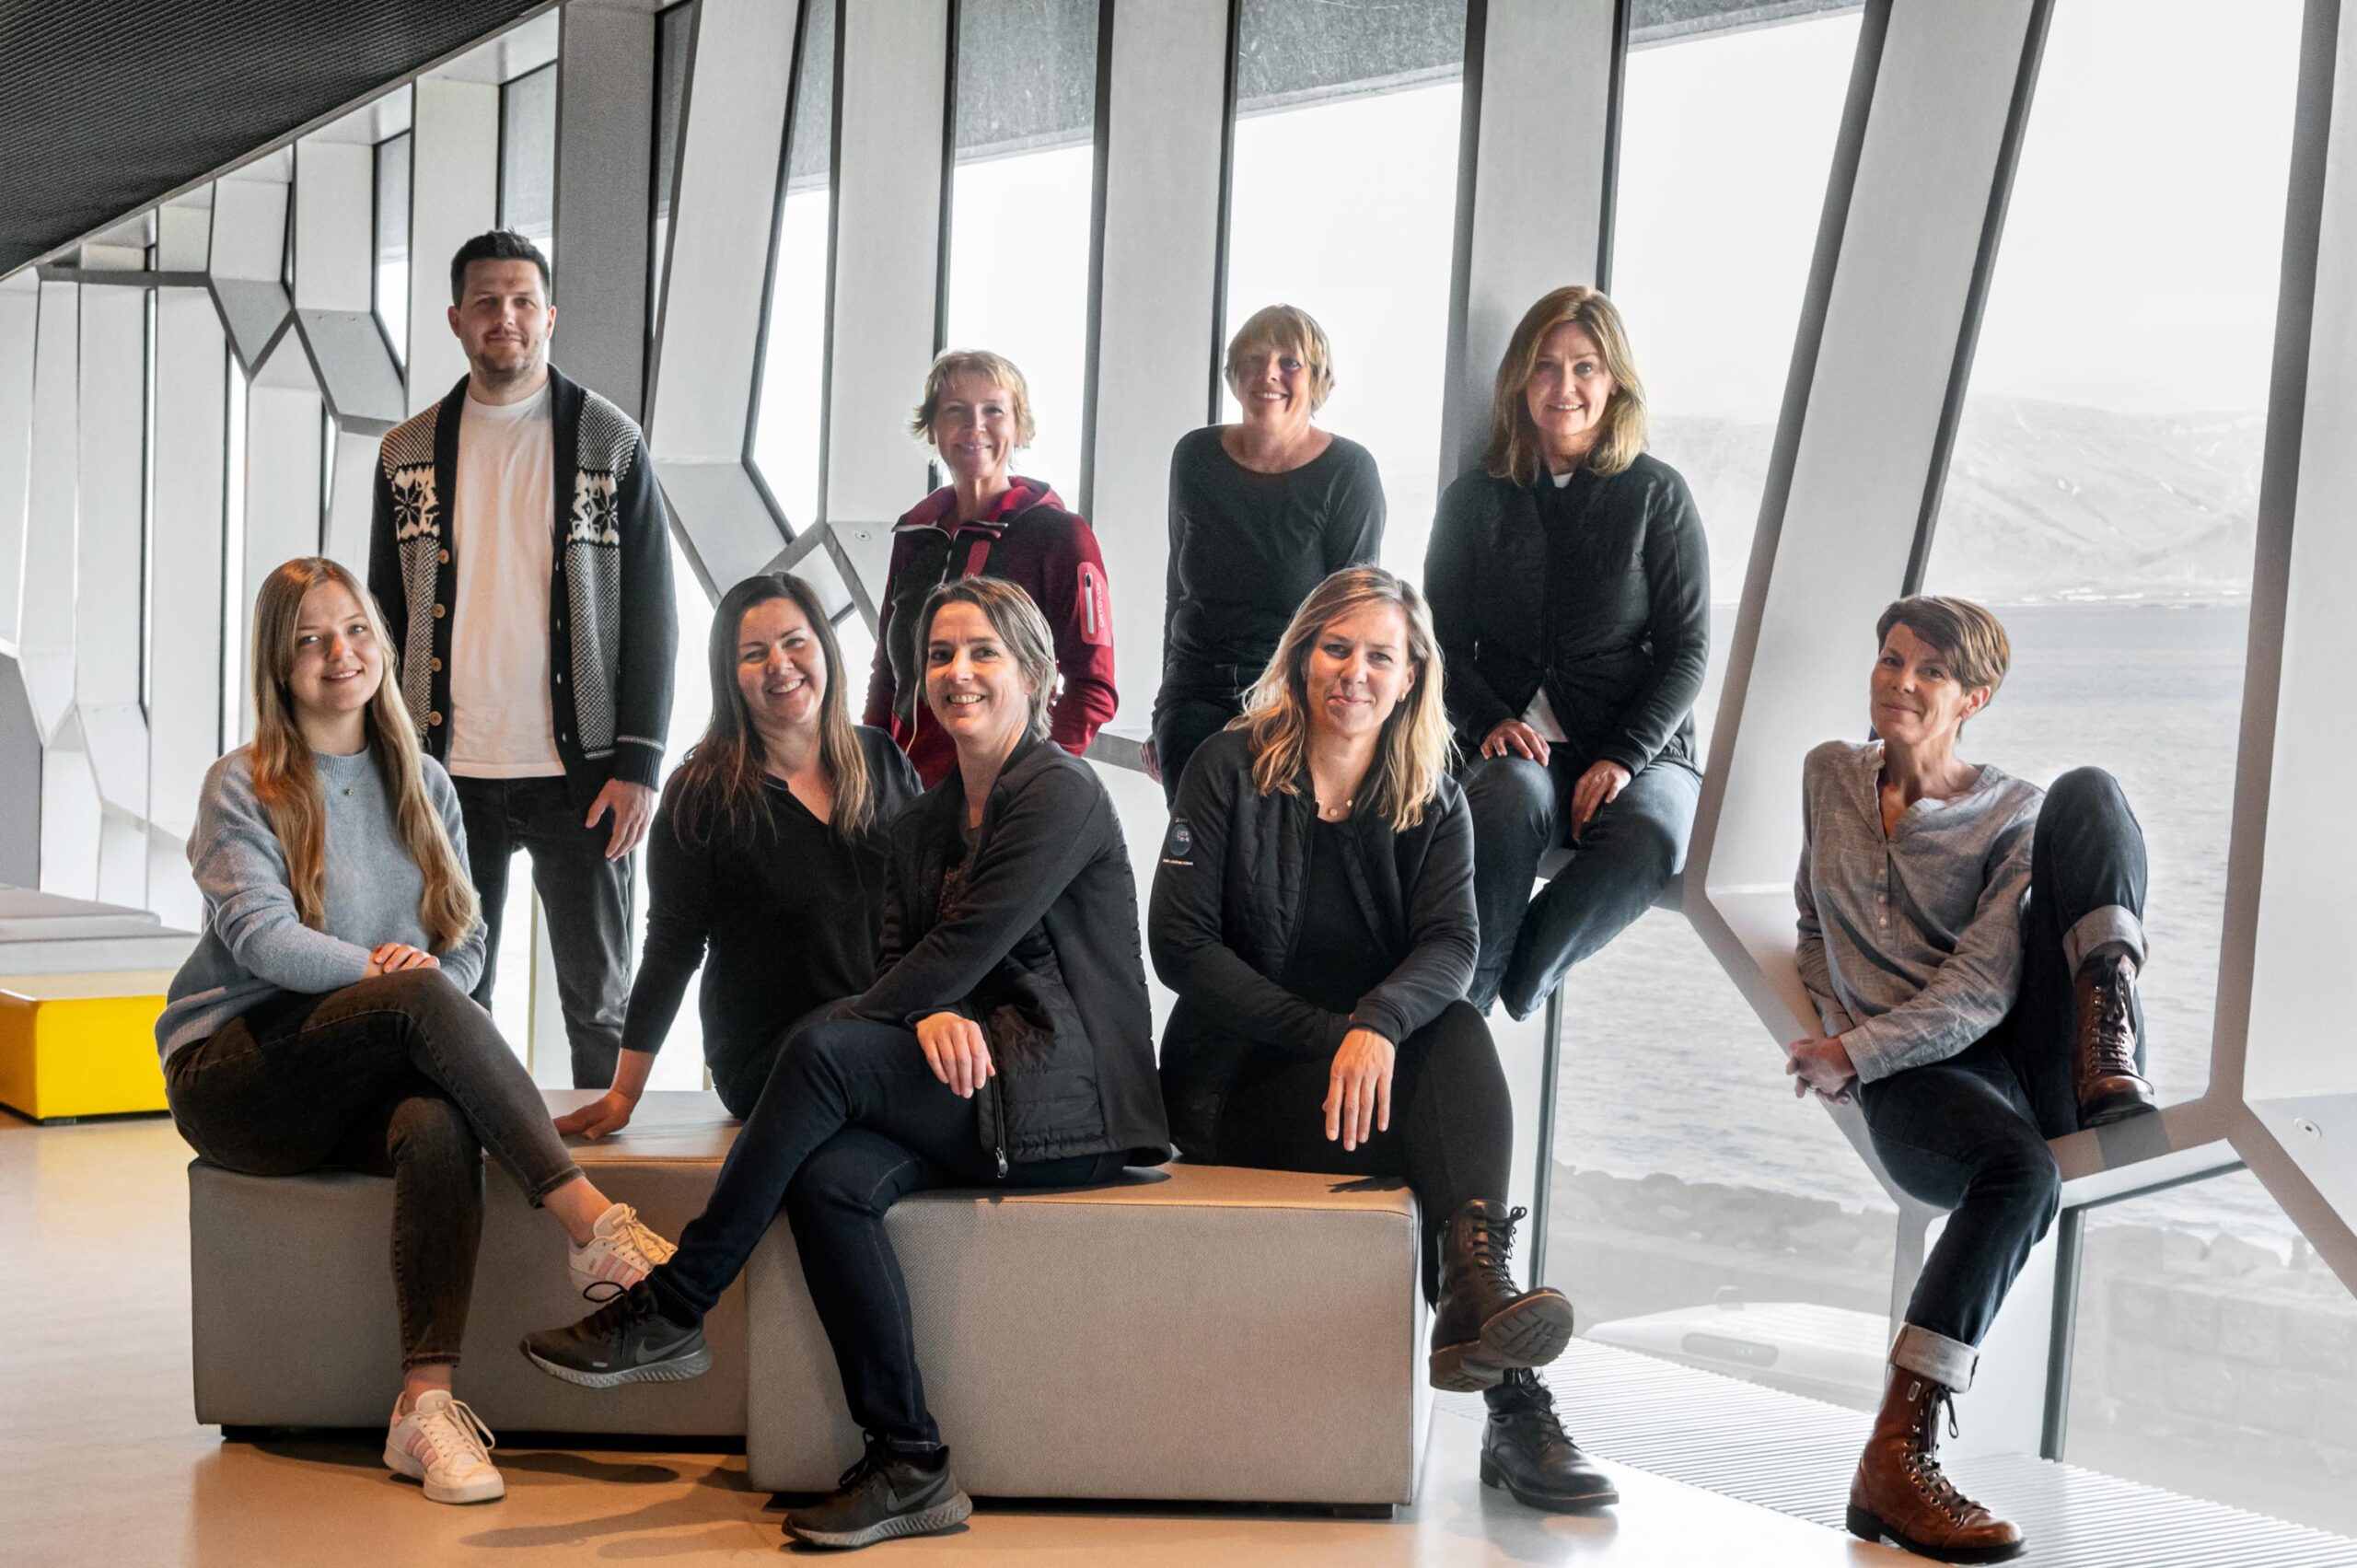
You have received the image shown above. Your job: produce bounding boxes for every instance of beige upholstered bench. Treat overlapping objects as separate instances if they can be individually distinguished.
[187,1089,749,1436]
[743,1163,1428,1507]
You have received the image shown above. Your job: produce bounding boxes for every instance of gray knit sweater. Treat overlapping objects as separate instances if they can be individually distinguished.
[156,746,487,1060]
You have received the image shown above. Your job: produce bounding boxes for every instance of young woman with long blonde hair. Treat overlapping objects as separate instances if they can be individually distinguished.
[1149,566,1611,1514]
[157,557,675,1508]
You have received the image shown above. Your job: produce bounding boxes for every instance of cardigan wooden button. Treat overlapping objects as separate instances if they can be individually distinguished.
[433,602,447,618]
[428,711,443,726]
[429,656,442,672]
[437,548,451,564]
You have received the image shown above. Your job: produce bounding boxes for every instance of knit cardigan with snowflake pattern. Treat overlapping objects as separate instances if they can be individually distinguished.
[366,366,677,807]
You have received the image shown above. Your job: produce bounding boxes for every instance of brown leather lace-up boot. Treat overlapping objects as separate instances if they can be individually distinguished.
[2074,950,2157,1126]
[1848,1366,2025,1563]
[1427,1202,1575,1392]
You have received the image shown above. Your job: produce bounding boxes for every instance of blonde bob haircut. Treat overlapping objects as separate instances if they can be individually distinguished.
[1234,567,1454,832]
[1876,595,2014,698]
[919,575,1059,741]
[1225,303,1336,414]
[909,348,1037,450]
[1483,285,1648,482]
[247,557,478,951]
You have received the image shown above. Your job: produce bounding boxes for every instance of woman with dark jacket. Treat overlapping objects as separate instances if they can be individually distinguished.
[1152,566,1612,1516]
[1148,304,1386,805]
[864,348,1117,787]
[1426,285,1709,1020]
[526,575,1168,1551]
[556,573,922,1136]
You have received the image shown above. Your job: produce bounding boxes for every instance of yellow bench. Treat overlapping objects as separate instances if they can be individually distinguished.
[0,970,173,1122]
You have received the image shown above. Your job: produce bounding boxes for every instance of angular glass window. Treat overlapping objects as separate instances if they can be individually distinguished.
[1221,0,1466,578]
[749,0,836,532]
[500,64,559,276]
[1609,6,1860,759]
[375,132,412,366]
[1920,0,2303,1106]
[2067,1167,2356,1534]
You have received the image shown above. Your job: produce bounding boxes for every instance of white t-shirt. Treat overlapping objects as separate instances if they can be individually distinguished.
[447,384,564,778]
[1520,465,1578,745]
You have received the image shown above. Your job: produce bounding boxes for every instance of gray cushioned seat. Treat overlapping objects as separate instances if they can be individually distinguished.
[187,1089,749,1435]
[744,1162,1428,1506]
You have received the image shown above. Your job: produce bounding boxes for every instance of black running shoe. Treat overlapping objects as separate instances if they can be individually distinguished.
[518,1281,711,1389]
[784,1436,974,1551]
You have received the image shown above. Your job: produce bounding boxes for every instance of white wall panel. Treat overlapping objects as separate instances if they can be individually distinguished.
[20,281,81,739]
[407,76,502,410]
[553,1,656,416]
[1082,0,1230,724]
[0,273,37,651]
[821,0,952,528]
[147,289,227,842]
[294,141,375,313]
[74,282,150,819]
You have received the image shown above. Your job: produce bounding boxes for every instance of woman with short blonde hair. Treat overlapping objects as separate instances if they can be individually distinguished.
[1148,302,1387,806]
[1151,566,1613,1515]
[1426,285,1709,1023]
[157,556,675,1509]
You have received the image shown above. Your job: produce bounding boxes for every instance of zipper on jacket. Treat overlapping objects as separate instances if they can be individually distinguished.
[990,1075,1009,1179]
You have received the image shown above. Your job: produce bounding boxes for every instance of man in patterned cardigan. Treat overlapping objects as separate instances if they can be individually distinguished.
[367,230,676,1088]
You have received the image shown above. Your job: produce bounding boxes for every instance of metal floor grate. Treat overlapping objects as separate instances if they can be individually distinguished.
[1545,1338,2357,1566]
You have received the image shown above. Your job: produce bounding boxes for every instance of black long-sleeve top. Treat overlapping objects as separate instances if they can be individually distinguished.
[622,727,920,1104]
[1423,451,1709,773]
[1158,427,1386,695]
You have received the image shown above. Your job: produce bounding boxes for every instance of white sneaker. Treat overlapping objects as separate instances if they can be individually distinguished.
[570,1202,676,1301]
[384,1390,504,1504]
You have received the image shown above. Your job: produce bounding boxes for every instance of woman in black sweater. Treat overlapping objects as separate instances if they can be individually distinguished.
[1426,286,1709,1020]
[1149,303,1386,806]
[557,574,921,1136]
[526,575,1169,1551]
[1152,566,1612,1514]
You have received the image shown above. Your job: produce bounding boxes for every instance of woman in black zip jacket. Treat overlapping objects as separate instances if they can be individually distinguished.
[1426,286,1708,1021]
[1151,566,1614,1515]
[524,575,1168,1551]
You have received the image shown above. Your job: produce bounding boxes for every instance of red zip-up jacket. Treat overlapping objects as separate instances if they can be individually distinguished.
[862,478,1118,787]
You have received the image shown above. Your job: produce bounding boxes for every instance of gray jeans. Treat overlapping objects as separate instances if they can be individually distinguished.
[455,773,633,1088]
[163,970,581,1369]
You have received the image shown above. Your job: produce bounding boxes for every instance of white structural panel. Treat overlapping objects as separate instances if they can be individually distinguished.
[644,0,796,590]
[240,342,326,736]
[821,0,951,530]
[147,288,228,842]
[157,200,211,273]
[21,280,80,740]
[73,264,149,819]
[2233,0,2357,1278]
[1438,0,1619,478]
[207,176,294,372]
[294,141,374,313]
[406,76,502,410]
[0,272,38,650]
[1082,0,1230,720]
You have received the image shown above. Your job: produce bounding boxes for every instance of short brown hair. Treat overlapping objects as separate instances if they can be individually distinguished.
[1875,596,2013,695]
[1225,303,1336,414]
[1483,285,1647,481]
[910,349,1037,449]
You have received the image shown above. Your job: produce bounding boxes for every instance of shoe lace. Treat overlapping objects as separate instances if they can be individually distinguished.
[584,1207,677,1301]
[1466,1205,1527,1289]
[2079,959,2138,1076]
[414,1397,497,1469]
[1903,1388,1976,1524]
[836,1434,891,1493]
[1498,1373,1579,1460]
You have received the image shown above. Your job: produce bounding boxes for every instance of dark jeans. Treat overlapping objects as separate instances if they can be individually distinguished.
[1215,1000,1512,1304]
[1461,750,1700,1017]
[455,773,633,1088]
[1151,673,1250,808]
[1858,767,2149,1351]
[646,1017,1124,1450]
[162,970,582,1369]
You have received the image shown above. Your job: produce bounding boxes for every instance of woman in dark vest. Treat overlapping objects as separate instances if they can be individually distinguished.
[1152,566,1612,1514]
[525,575,1169,1550]
[1426,285,1709,1020]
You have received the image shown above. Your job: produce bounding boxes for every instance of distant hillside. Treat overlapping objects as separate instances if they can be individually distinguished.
[1651,394,2265,606]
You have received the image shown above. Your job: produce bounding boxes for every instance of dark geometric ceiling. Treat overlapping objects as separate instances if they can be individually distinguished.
[0,1,549,276]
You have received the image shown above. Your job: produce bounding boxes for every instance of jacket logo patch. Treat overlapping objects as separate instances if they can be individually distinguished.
[1078,562,1110,647]
[390,465,438,540]
[569,472,621,545]
[1161,817,1194,865]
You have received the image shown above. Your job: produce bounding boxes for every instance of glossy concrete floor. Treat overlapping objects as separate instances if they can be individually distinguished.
[1,1108,1907,1566]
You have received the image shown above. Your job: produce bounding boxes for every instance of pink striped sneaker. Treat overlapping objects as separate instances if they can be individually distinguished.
[569,1202,676,1302]
[384,1390,503,1504]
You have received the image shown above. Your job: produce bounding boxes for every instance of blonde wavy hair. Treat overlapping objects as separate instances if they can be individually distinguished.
[1484,285,1648,481]
[247,558,477,951]
[1235,568,1453,832]
[1225,302,1336,414]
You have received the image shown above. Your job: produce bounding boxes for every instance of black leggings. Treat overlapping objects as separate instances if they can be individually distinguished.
[1215,1000,1513,1303]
